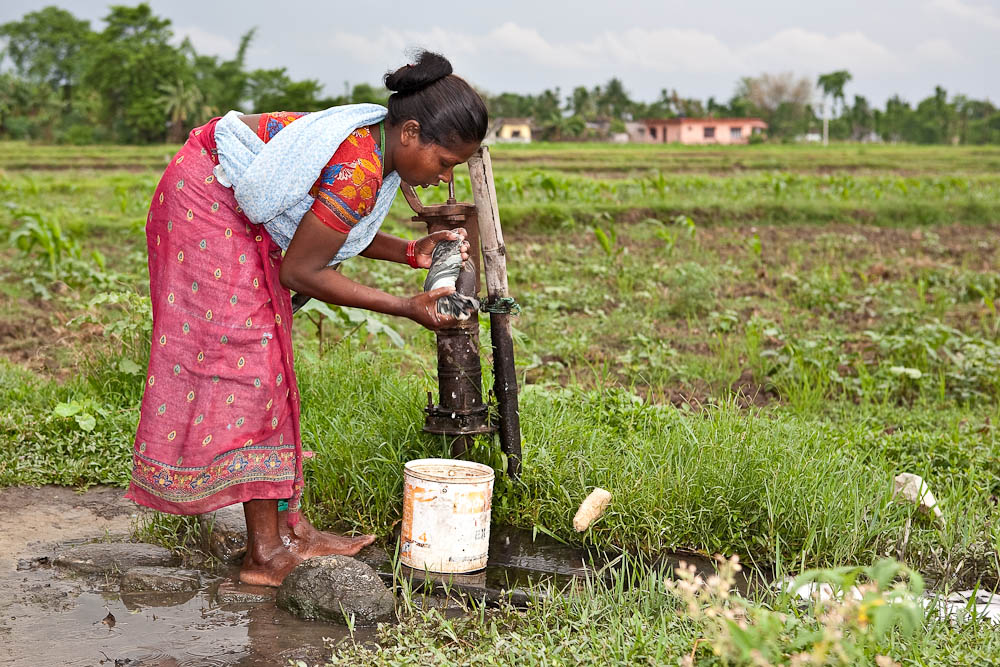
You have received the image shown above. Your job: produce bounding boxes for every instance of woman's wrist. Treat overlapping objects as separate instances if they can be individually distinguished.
[405,239,420,268]
[395,294,415,320]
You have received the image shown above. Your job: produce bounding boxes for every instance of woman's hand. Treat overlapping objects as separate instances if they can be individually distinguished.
[413,228,470,269]
[407,287,460,330]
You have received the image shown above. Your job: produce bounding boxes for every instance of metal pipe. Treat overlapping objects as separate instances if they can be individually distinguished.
[401,183,493,457]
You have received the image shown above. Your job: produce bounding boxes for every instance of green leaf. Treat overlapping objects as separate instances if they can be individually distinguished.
[118,358,142,375]
[75,413,97,432]
[53,401,82,418]
[365,317,405,348]
[298,299,342,322]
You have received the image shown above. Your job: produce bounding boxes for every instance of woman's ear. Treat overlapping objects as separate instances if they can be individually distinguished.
[400,119,422,147]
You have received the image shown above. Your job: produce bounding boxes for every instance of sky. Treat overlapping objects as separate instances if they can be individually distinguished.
[1,0,997,107]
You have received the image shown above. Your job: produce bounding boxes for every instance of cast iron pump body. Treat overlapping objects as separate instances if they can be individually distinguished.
[402,181,494,456]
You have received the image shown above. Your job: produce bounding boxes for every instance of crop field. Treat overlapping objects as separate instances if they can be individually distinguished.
[3,142,1000,664]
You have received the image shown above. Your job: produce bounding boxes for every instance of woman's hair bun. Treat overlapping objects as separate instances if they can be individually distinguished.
[384,50,453,94]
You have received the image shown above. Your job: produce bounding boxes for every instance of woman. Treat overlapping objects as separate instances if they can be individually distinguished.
[126,51,489,586]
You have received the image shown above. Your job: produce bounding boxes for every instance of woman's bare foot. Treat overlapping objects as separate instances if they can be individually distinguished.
[278,512,376,559]
[239,541,303,587]
[240,499,304,587]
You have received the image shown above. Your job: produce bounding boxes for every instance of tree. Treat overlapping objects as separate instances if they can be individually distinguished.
[596,78,633,119]
[0,7,94,102]
[816,70,852,145]
[350,83,386,106]
[816,70,852,118]
[880,95,913,142]
[0,72,55,138]
[674,95,705,118]
[635,88,676,119]
[740,73,813,139]
[847,95,874,141]
[186,28,256,114]
[568,86,594,118]
[486,92,534,118]
[912,86,955,144]
[157,78,209,142]
[954,96,997,144]
[247,68,330,112]
[84,3,188,142]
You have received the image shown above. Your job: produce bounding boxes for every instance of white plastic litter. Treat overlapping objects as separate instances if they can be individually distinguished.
[925,590,1000,624]
[893,473,943,521]
[778,579,863,602]
[780,576,1000,626]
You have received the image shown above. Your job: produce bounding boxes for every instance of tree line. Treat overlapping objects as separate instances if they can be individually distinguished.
[0,4,386,144]
[491,71,999,144]
[1,4,997,145]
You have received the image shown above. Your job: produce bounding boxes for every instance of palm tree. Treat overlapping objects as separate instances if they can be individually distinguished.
[816,70,852,145]
[157,78,209,143]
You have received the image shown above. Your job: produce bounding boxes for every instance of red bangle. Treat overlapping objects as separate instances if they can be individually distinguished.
[406,239,420,268]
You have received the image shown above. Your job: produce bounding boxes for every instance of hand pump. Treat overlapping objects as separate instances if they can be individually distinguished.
[404,147,522,478]
[402,178,493,459]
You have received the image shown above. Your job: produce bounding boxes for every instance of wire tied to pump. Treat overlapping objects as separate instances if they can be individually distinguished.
[480,296,521,316]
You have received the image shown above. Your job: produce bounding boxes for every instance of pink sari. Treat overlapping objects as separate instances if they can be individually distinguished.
[126,118,304,525]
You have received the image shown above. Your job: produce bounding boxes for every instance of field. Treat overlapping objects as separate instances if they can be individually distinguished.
[2,141,1000,664]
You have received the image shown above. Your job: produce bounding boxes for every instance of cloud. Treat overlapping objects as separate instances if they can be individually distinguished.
[912,38,967,65]
[578,28,739,73]
[326,23,904,82]
[488,23,589,68]
[927,0,1000,30]
[172,26,238,58]
[740,28,903,75]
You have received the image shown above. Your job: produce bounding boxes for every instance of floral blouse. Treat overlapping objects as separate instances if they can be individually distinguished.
[257,112,383,234]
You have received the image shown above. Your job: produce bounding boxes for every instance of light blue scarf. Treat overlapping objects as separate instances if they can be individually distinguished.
[213,104,401,265]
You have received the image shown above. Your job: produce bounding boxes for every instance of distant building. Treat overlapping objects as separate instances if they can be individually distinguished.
[634,117,767,145]
[484,118,532,144]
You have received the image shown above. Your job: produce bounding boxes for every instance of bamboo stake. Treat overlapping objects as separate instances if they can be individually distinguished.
[467,146,522,478]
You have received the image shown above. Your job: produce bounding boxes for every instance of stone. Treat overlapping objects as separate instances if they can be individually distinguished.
[216,580,275,604]
[276,555,395,625]
[354,544,390,572]
[120,566,202,593]
[54,542,175,575]
[199,504,247,563]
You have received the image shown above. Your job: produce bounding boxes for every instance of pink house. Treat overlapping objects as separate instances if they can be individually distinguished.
[635,117,767,145]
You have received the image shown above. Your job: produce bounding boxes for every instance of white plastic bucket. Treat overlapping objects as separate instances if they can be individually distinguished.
[400,458,495,573]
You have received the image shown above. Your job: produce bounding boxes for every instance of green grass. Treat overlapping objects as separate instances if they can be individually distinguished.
[5,140,1000,175]
[320,561,1000,666]
[2,141,1000,664]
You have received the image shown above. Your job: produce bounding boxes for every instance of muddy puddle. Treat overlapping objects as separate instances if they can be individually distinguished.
[5,582,362,666]
[0,487,629,666]
[0,487,362,666]
[0,485,763,666]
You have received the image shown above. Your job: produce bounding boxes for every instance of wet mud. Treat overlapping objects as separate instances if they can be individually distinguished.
[0,487,363,667]
[0,485,762,666]
[0,487,642,666]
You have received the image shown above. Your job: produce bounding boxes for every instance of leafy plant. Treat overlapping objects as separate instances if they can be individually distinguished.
[297,299,404,351]
[9,208,81,272]
[52,400,98,432]
[592,224,624,262]
[669,556,923,666]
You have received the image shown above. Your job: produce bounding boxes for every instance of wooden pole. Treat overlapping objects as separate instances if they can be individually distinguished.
[467,146,522,478]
